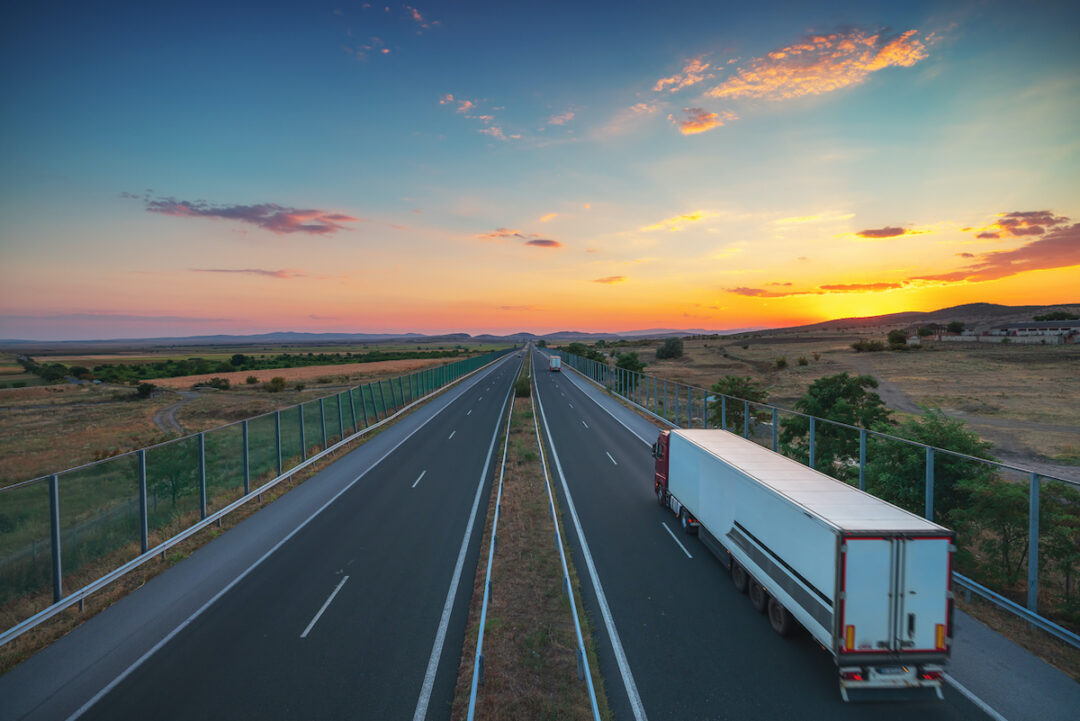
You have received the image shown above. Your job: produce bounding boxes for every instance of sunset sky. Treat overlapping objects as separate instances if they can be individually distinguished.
[1,1,1078,340]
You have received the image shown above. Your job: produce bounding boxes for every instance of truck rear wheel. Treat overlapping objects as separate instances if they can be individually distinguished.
[767,597,794,636]
[749,579,767,613]
[731,562,748,594]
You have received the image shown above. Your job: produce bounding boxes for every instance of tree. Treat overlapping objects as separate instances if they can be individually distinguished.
[947,321,965,334]
[918,327,934,337]
[656,338,684,359]
[953,476,1029,587]
[615,352,645,394]
[230,353,249,366]
[265,377,287,393]
[536,339,547,348]
[887,329,908,347]
[136,382,156,398]
[865,409,996,521]
[709,376,768,431]
[779,373,892,479]
[1040,482,1080,610]
[68,365,92,379]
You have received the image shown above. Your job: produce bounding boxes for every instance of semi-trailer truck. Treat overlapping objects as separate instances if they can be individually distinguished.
[653,428,954,701]
[549,356,562,372]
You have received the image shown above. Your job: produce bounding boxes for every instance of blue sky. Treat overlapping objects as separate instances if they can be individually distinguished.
[1,1,1078,339]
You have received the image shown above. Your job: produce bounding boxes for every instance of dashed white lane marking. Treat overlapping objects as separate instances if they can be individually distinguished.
[412,470,427,488]
[467,409,472,416]
[661,523,693,559]
[448,430,456,440]
[606,451,617,466]
[582,420,589,429]
[300,575,350,638]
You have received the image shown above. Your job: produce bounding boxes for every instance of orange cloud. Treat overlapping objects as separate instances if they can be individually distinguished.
[593,276,627,284]
[478,126,507,141]
[913,221,1080,283]
[707,29,928,101]
[819,282,905,292]
[856,226,910,238]
[669,107,736,135]
[653,58,712,92]
[539,213,557,222]
[641,211,714,231]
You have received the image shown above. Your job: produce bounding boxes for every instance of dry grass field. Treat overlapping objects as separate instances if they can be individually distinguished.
[606,331,1080,475]
[0,357,454,487]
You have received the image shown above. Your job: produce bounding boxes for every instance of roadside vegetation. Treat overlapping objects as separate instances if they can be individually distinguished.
[451,358,609,720]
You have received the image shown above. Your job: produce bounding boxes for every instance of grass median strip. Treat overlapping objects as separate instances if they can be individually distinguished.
[451,367,611,720]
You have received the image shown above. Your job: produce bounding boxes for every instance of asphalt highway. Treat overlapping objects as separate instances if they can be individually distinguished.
[3,352,522,721]
[530,349,992,721]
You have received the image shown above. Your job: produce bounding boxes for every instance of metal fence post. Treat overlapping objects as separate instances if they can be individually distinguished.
[809,417,816,470]
[378,382,388,418]
[359,386,370,427]
[1028,473,1040,611]
[859,429,867,491]
[138,449,148,553]
[743,401,750,439]
[337,393,344,440]
[703,393,709,429]
[664,380,668,420]
[319,398,327,449]
[243,420,250,493]
[198,432,207,519]
[348,389,358,433]
[721,395,727,430]
[298,405,307,460]
[49,473,63,602]
[275,411,283,476]
[772,408,778,452]
[675,384,680,425]
[686,387,692,427]
[925,447,935,520]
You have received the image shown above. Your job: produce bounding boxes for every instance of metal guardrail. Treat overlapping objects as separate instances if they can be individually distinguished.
[466,386,514,720]
[555,349,1080,651]
[0,348,517,645]
[531,358,604,720]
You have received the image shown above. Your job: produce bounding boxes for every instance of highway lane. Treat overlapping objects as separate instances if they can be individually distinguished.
[68,353,522,721]
[530,349,990,721]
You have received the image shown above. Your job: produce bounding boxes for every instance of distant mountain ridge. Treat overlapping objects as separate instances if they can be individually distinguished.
[1,303,1075,350]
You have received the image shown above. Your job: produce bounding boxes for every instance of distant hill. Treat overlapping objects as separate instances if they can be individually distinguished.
[758,302,1080,334]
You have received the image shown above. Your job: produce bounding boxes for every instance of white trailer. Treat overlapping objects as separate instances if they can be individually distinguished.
[653,429,954,701]
[548,356,562,372]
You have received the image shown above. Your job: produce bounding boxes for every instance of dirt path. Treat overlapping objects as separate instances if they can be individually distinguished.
[152,390,201,435]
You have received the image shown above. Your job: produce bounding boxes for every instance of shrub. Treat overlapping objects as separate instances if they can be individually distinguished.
[918,327,934,337]
[775,356,788,369]
[812,352,820,361]
[265,377,287,393]
[245,376,259,385]
[887,330,908,347]
[136,382,156,398]
[294,382,306,391]
[797,356,809,366]
[656,338,684,359]
[947,321,965,334]
[742,344,749,350]
[207,377,230,390]
[513,375,531,397]
[851,340,886,352]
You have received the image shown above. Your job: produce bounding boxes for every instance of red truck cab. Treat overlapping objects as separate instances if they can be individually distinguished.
[653,430,698,532]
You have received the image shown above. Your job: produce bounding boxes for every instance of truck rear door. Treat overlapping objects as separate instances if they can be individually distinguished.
[841,538,894,653]
[897,537,951,652]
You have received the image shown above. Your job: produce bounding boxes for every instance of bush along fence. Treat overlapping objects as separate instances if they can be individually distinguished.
[554,349,1080,650]
[0,347,517,644]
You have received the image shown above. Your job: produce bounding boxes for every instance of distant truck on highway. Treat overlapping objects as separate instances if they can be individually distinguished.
[548,356,562,372]
[652,428,954,701]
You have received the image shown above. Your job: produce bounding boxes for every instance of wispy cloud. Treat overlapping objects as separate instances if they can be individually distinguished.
[653,58,713,92]
[820,281,905,292]
[539,213,557,222]
[547,110,575,126]
[136,195,361,235]
[595,102,661,138]
[477,227,561,247]
[525,239,561,248]
[2,312,231,323]
[191,268,306,279]
[971,210,1069,239]
[669,107,736,135]
[641,211,714,232]
[592,276,627,284]
[707,29,929,102]
[478,126,507,141]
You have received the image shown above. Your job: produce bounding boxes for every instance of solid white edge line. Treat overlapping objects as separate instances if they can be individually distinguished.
[412,385,514,721]
[65,353,515,721]
[533,354,649,721]
[300,575,350,638]
[944,674,1010,721]
[660,523,693,559]
[412,470,427,489]
[606,451,618,466]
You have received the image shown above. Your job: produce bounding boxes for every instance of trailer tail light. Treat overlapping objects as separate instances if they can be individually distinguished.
[844,625,855,651]
[935,623,946,650]
[840,670,864,681]
[920,671,943,681]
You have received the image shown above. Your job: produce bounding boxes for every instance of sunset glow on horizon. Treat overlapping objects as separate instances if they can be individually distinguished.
[1,1,1078,340]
